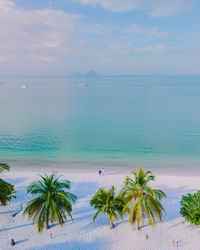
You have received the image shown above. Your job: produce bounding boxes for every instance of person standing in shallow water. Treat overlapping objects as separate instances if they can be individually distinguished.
[99,169,102,176]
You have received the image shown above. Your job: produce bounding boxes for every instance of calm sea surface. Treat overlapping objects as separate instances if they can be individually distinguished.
[1,76,200,171]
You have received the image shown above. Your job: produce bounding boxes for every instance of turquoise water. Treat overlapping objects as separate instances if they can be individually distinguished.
[1,76,200,170]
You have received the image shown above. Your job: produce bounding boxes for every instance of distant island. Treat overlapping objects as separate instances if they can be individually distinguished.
[72,70,98,77]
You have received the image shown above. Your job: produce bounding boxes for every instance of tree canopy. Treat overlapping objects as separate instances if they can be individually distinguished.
[121,168,166,229]
[0,163,16,206]
[180,191,200,225]
[24,172,77,232]
[90,185,124,229]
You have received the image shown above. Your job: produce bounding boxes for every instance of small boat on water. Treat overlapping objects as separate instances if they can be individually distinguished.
[78,83,88,88]
[20,85,28,89]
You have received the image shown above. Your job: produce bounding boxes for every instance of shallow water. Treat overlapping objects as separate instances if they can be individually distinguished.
[0,76,200,170]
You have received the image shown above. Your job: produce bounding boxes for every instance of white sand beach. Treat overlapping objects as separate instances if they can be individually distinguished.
[1,168,200,250]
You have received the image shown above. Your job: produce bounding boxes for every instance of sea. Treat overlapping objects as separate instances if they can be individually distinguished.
[1,75,200,172]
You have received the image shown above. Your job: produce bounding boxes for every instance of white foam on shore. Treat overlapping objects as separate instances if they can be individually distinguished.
[1,169,200,250]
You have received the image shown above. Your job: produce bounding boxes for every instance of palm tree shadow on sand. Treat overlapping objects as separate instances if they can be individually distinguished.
[30,239,106,250]
[158,185,196,222]
[0,222,35,232]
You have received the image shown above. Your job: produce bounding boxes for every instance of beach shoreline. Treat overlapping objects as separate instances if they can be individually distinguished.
[2,163,200,177]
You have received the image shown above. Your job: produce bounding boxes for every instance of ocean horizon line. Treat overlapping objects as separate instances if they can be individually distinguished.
[1,74,200,78]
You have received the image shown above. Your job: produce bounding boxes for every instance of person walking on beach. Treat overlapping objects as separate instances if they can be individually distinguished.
[99,169,102,176]
[102,168,105,176]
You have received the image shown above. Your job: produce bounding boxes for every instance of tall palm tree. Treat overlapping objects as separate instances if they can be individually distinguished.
[24,173,77,232]
[0,163,16,206]
[90,185,123,229]
[121,168,166,230]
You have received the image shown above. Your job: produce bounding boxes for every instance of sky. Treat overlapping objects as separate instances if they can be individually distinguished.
[0,0,200,75]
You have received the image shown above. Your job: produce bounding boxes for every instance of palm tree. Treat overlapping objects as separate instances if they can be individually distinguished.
[0,163,16,206]
[90,185,123,229]
[24,172,77,232]
[0,163,10,173]
[121,168,166,230]
[0,179,16,206]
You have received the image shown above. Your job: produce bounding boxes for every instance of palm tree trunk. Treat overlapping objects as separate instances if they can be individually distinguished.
[110,220,114,229]
[142,210,145,226]
[46,209,50,230]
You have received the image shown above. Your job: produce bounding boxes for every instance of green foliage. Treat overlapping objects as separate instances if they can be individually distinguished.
[0,163,16,206]
[120,168,166,229]
[0,178,16,206]
[180,191,200,225]
[0,163,10,173]
[90,186,124,229]
[24,172,77,232]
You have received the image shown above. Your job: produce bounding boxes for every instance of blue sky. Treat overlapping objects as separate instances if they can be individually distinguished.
[0,0,200,75]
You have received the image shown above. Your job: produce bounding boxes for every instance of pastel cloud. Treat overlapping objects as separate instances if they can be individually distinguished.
[150,1,194,17]
[0,56,10,63]
[123,23,168,38]
[0,0,80,73]
[109,43,130,50]
[73,0,195,17]
[123,23,144,34]
[33,56,57,63]
[134,44,169,52]
[0,0,198,75]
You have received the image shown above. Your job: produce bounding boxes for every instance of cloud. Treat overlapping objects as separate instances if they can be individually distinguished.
[148,27,168,38]
[33,56,57,63]
[153,44,168,49]
[0,56,10,63]
[150,1,194,17]
[90,58,110,65]
[109,42,129,50]
[134,46,153,52]
[108,42,130,54]
[83,24,109,35]
[134,44,169,52]
[123,23,144,34]
[0,0,198,75]
[0,0,80,73]
[124,58,147,68]
[73,0,195,17]
[123,23,168,38]
[43,41,61,48]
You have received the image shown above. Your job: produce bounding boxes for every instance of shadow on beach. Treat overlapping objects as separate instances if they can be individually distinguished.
[15,238,29,245]
[0,222,35,232]
[159,185,196,221]
[29,239,106,250]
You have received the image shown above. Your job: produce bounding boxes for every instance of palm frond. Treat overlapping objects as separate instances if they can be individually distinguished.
[0,163,10,173]
[121,168,166,229]
[90,185,124,228]
[24,172,76,232]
